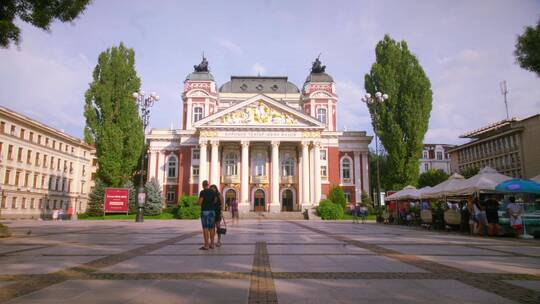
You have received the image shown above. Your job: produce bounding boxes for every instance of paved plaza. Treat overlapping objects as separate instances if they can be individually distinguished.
[0,220,538,303]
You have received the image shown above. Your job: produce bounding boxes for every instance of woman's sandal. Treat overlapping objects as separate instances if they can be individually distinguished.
[199,246,209,250]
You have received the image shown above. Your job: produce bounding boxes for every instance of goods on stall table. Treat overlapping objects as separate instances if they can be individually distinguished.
[421,210,433,224]
[444,209,461,225]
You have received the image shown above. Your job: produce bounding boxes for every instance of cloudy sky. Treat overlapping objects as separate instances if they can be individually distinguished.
[1,0,539,145]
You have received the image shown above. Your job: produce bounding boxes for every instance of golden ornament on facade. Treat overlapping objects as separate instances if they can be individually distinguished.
[302,131,321,138]
[219,100,298,125]
[199,130,217,137]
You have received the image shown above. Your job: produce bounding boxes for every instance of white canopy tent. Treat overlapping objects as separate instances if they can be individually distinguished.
[385,185,420,201]
[418,186,433,199]
[422,173,466,199]
[446,166,512,196]
[532,174,540,183]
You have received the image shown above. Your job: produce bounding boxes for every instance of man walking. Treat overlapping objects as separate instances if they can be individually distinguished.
[197,180,217,250]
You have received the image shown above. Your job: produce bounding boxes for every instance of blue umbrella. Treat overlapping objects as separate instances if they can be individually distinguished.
[495,178,540,194]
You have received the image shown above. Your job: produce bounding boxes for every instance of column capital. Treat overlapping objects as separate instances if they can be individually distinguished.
[211,140,220,147]
[271,141,280,148]
[199,140,208,146]
[312,141,322,148]
[301,141,310,147]
[241,140,250,148]
[353,150,362,157]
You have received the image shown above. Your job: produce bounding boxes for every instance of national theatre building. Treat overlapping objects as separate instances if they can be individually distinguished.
[146,58,371,213]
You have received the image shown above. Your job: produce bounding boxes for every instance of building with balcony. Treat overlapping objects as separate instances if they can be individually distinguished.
[146,57,372,212]
[0,106,96,219]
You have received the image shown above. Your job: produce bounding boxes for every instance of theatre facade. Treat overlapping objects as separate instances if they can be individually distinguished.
[146,58,372,213]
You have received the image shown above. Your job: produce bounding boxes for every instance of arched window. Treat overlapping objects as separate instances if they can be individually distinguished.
[341,157,352,181]
[167,155,178,178]
[224,152,238,176]
[316,107,327,124]
[253,152,266,176]
[193,106,203,122]
[281,154,295,177]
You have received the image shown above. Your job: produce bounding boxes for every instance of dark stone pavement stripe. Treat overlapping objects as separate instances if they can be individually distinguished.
[289,221,539,304]
[0,230,199,303]
[248,242,278,304]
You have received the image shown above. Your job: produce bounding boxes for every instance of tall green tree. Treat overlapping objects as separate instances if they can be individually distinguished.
[515,18,540,77]
[460,166,479,179]
[1,0,91,48]
[84,43,143,187]
[364,34,433,190]
[418,169,449,188]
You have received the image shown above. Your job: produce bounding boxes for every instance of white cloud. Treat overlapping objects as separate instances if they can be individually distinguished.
[334,80,372,133]
[252,63,266,75]
[215,37,243,55]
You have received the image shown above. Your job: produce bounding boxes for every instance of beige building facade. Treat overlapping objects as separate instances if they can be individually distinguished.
[448,114,540,179]
[0,106,96,219]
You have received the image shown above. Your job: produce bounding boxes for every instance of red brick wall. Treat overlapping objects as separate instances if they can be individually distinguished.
[178,147,192,196]
[328,147,340,187]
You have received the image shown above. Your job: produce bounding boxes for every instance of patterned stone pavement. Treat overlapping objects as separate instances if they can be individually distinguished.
[0,219,538,303]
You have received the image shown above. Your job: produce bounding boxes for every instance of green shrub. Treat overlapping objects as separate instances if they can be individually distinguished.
[176,194,200,219]
[86,179,106,216]
[317,199,344,220]
[328,186,346,209]
[78,213,90,219]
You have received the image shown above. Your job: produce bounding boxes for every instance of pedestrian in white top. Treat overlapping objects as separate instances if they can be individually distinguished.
[506,197,523,238]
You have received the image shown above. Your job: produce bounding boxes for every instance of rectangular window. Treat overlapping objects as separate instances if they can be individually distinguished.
[37,135,42,145]
[27,150,32,164]
[52,140,56,149]
[12,197,17,209]
[167,191,175,203]
[63,160,67,172]
[17,147,23,162]
[424,163,429,172]
[20,128,25,139]
[50,156,54,169]
[39,199,43,209]
[344,192,351,203]
[41,175,46,189]
[320,150,327,161]
[82,165,86,176]
[35,152,40,166]
[57,158,61,170]
[10,125,15,136]
[4,169,10,184]
[436,151,443,160]
[45,137,49,146]
[0,121,4,133]
[43,154,47,168]
[192,165,199,176]
[33,174,38,188]
[59,143,62,151]
[423,151,428,159]
[192,149,200,160]
[321,166,328,177]
[31,198,36,209]
[29,131,34,142]
[70,162,73,173]
[21,198,27,209]
[24,172,29,187]
[1,196,6,209]
[15,171,20,186]
[7,145,13,160]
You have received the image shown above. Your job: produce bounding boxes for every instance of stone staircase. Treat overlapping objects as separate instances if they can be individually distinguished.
[222,211,306,220]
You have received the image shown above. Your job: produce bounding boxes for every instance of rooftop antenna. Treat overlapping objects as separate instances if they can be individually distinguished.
[500,80,509,120]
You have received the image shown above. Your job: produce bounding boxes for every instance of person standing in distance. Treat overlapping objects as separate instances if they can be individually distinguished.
[197,180,217,250]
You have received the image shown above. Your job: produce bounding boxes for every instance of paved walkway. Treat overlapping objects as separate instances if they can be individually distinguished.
[0,220,539,303]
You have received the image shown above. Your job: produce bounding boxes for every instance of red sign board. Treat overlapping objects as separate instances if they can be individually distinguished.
[104,188,129,213]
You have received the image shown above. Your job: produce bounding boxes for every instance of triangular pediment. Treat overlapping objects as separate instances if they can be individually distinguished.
[193,94,325,129]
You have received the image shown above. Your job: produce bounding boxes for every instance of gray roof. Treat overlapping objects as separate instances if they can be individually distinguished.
[219,76,300,94]
[305,72,334,83]
[185,71,215,81]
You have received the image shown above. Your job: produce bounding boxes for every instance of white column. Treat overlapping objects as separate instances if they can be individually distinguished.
[210,140,219,186]
[198,141,208,191]
[327,101,333,131]
[270,141,280,213]
[240,140,250,212]
[309,145,315,206]
[354,151,362,203]
[186,99,192,129]
[313,142,321,205]
[301,141,310,209]
[361,152,370,196]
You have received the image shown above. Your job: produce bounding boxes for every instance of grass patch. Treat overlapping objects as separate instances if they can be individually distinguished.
[340,214,376,221]
[80,213,175,220]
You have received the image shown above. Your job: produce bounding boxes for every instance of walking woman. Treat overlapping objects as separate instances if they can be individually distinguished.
[210,185,224,247]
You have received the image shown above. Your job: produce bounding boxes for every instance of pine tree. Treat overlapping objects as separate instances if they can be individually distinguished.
[123,180,137,214]
[365,34,433,189]
[86,179,106,216]
[144,178,163,216]
[84,43,144,187]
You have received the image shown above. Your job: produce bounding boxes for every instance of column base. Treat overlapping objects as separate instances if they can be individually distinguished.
[269,204,281,213]
[238,204,250,213]
[301,203,313,211]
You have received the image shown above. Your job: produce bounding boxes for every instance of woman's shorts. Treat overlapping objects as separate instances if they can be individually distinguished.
[201,210,216,229]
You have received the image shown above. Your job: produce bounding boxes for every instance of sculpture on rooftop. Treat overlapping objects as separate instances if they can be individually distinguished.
[194,56,209,72]
[311,55,326,73]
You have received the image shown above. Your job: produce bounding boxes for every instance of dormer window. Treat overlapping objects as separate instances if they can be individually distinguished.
[193,106,203,122]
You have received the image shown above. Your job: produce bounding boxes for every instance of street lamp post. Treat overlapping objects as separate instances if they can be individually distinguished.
[361,92,388,207]
[132,89,159,222]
